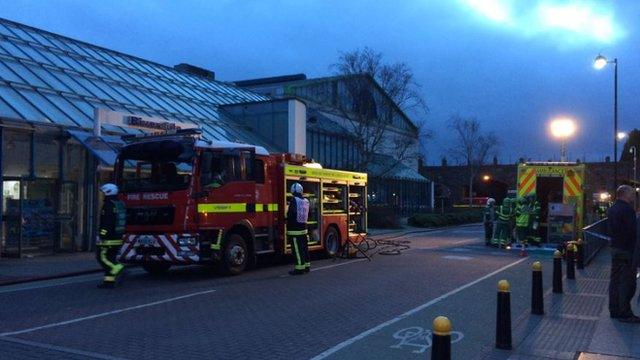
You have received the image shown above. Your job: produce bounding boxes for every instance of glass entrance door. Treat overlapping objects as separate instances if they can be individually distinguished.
[59,181,78,252]
[22,179,57,254]
[2,180,22,257]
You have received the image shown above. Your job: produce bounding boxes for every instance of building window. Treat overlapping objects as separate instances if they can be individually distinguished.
[35,135,59,178]
[3,130,31,177]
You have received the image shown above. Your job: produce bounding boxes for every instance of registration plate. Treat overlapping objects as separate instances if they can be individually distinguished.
[137,235,157,246]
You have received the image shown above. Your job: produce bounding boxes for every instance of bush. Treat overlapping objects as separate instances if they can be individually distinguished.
[408,210,483,228]
[368,205,402,229]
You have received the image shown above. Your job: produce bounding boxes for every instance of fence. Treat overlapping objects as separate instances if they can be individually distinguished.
[581,218,609,265]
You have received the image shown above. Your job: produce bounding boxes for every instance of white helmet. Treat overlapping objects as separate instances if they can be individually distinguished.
[100,183,118,196]
[290,182,303,195]
[487,198,496,206]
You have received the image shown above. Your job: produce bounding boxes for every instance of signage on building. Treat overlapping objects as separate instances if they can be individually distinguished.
[93,108,198,136]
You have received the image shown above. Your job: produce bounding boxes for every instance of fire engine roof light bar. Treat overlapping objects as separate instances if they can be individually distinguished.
[121,128,203,142]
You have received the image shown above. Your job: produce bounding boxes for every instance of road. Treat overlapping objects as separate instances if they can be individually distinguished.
[0,224,554,359]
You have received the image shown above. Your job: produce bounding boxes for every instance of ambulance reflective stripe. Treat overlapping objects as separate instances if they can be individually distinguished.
[518,168,537,197]
[99,239,123,246]
[118,234,199,263]
[563,172,582,197]
[197,203,279,213]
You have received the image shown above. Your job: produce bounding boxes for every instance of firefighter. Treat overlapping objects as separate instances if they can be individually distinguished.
[492,198,512,248]
[515,197,530,247]
[483,198,496,245]
[527,196,542,246]
[287,182,310,275]
[96,183,126,288]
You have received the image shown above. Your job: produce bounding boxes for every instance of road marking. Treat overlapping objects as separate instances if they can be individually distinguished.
[310,257,528,360]
[442,255,473,261]
[0,289,216,337]
[279,259,367,277]
[391,326,464,354]
[0,336,128,360]
[450,248,473,252]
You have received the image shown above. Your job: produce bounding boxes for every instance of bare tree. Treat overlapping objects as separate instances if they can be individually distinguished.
[448,115,499,206]
[328,47,429,173]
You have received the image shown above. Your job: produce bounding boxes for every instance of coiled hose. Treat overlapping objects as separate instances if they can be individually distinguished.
[339,233,411,258]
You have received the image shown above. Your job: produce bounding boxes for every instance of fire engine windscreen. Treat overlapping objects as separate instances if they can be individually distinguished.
[118,140,194,192]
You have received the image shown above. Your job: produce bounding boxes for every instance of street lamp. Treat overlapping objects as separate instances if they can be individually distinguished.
[482,174,491,181]
[549,118,577,162]
[631,146,637,207]
[593,54,619,188]
[617,132,628,141]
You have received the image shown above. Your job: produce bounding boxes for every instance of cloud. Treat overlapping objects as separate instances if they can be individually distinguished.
[459,0,624,45]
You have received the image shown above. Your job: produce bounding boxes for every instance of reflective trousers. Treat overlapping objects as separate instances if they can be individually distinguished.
[290,235,310,271]
[484,222,494,244]
[96,244,124,284]
[492,221,510,246]
[516,226,528,244]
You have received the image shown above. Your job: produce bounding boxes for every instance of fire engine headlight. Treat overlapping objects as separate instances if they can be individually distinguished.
[177,236,198,246]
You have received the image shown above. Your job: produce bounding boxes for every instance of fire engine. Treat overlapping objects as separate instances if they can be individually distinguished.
[114,129,368,275]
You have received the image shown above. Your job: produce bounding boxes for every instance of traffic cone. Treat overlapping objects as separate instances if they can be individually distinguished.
[553,250,563,294]
[431,316,451,360]
[495,280,512,350]
[531,261,544,315]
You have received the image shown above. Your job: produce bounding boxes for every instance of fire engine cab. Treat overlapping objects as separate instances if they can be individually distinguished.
[114,129,368,275]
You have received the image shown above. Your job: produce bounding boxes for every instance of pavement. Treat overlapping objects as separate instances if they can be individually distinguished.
[0,252,100,286]
[0,223,635,360]
[486,246,640,360]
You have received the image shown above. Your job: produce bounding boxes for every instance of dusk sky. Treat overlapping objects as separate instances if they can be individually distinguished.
[1,0,638,165]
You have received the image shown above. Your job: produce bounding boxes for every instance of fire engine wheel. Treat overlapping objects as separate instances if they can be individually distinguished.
[142,262,171,275]
[220,234,248,275]
[324,226,340,258]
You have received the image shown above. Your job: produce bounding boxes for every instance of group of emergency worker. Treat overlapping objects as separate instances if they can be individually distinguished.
[484,195,541,248]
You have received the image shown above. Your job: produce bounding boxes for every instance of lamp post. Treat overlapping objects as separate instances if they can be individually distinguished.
[549,118,577,162]
[631,145,637,208]
[594,54,619,188]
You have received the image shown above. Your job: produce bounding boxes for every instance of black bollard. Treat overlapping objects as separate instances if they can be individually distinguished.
[576,239,584,269]
[431,316,451,360]
[531,261,544,315]
[553,250,563,294]
[566,243,576,280]
[495,280,512,350]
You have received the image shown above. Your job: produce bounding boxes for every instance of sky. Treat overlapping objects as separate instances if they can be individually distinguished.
[0,0,638,165]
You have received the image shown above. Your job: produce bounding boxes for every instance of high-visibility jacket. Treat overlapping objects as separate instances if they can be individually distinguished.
[516,204,530,227]
[497,205,511,222]
[99,196,126,244]
[286,194,309,235]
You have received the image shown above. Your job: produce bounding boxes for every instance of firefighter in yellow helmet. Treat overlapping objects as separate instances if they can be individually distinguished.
[287,182,310,275]
[96,183,126,288]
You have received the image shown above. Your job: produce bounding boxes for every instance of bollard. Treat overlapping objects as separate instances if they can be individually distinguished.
[566,243,576,280]
[431,316,451,360]
[553,250,563,294]
[531,261,544,315]
[576,239,584,269]
[495,280,512,350]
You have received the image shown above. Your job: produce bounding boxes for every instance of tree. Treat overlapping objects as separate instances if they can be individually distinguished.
[621,128,640,162]
[330,47,429,174]
[448,115,499,206]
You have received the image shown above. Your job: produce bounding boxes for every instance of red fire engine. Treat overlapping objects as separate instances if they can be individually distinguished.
[114,129,368,275]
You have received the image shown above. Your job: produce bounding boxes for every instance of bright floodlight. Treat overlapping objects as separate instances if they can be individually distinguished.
[550,118,577,139]
[593,54,608,69]
[617,132,627,140]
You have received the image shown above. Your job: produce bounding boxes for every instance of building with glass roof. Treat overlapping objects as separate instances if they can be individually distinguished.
[0,17,283,256]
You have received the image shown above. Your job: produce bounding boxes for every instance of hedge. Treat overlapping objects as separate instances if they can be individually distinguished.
[408,210,483,228]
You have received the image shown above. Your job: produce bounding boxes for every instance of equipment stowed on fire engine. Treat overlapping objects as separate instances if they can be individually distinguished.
[114,129,368,275]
